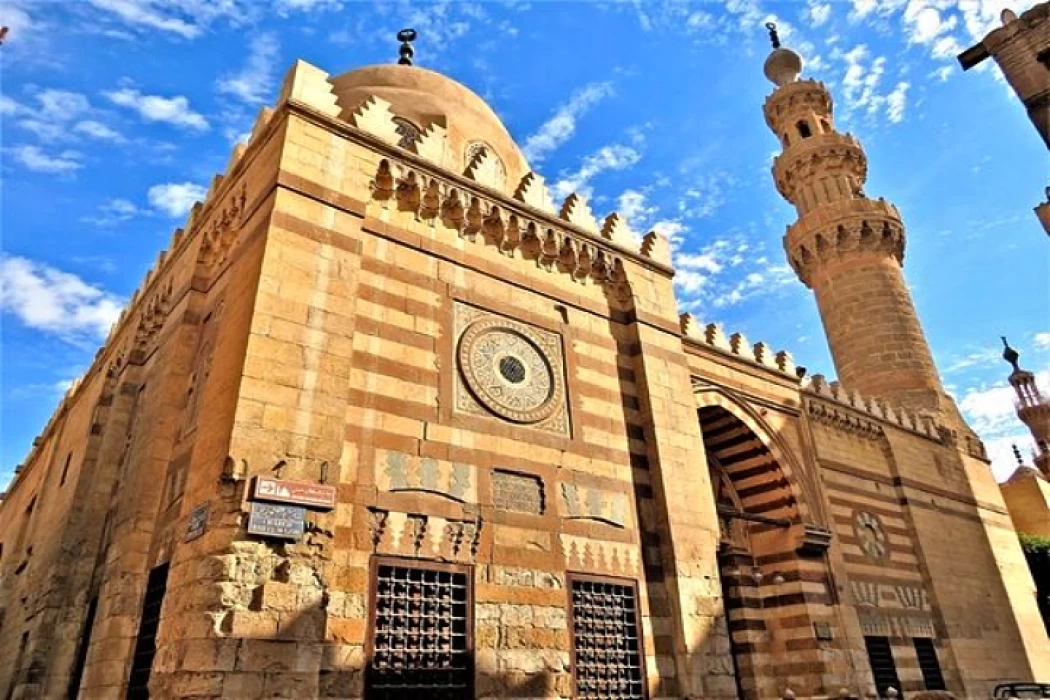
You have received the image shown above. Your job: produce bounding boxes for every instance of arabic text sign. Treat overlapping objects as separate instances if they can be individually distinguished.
[247,502,306,540]
[252,476,336,510]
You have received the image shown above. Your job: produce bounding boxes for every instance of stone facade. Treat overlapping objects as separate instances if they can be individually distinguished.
[1,45,1048,700]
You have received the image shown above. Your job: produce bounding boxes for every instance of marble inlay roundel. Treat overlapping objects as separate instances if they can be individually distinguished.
[457,319,564,424]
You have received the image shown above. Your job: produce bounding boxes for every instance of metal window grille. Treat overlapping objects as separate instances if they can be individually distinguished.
[913,637,946,691]
[569,574,646,700]
[127,563,170,699]
[864,635,901,698]
[366,558,472,699]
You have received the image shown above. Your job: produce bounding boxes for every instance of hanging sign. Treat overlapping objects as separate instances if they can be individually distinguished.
[185,502,210,542]
[251,475,336,510]
[247,502,306,540]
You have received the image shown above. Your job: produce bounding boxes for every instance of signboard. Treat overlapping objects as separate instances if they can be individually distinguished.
[252,476,336,510]
[185,502,210,542]
[247,502,306,540]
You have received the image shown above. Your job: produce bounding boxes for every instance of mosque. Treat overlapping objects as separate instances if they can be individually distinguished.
[0,20,1047,700]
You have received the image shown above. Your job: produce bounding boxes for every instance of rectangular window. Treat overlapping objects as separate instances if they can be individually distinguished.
[127,563,170,700]
[569,574,646,700]
[59,452,72,487]
[864,636,901,698]
[366,558,472,699]
[913,637,946,691]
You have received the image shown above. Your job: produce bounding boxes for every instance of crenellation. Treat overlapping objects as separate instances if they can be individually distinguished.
[558,193,599,233]
[345,94,400,145]
[513,171,556,214]
[639,230,671,268]
[277,59,341,118]
[599,212,637,249]
[804,373,943,441]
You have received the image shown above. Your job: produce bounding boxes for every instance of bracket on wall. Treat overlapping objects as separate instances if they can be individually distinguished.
[796,523,833,556]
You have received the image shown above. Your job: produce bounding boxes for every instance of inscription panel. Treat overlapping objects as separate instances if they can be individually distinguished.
[492,469,545,514]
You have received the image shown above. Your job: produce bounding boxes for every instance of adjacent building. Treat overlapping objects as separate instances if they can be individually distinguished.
[958,1,1050,236]
[1,31,1048,700]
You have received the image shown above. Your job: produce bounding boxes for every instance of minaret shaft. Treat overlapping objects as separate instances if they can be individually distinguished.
[764,75,949,414]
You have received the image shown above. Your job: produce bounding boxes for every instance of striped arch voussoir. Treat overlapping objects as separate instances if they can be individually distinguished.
[695,393,808,524]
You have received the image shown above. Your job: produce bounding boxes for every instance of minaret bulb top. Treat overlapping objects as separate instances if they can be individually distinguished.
[762,22,803,87]
[1001,336,1021,372]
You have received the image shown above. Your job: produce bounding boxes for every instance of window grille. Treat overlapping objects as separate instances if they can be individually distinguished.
[128,563,170,699]
[569,574,646,700]
[913,637,946,691]
[864,635,901,699]
[366,558,472,699]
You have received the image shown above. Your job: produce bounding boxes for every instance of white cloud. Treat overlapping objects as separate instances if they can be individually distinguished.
[522,82,614,164]
[931,34,963,59]
[36,89,90,120]
[904,2,958,45]
[806,0,832,27]
[148,182,206,217]
[552,143,641,200]
[10,145,82,174]
[104,87,209,130]
[82,198,144,226]
[0,254,123,339]
[930,65,955,82]
[886,81,909,123]
[73,120,125,141]
[1034,332,1050,349]
[616,189,657,229]
[216,33,279,105]
[87,0,203,39]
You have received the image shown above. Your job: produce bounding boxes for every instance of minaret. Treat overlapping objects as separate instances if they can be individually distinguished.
[1002,337,1050,477]
[761,24,955,417]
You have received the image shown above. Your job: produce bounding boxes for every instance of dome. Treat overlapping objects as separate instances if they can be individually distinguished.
[764,47,804,87]
[329,64,530,191]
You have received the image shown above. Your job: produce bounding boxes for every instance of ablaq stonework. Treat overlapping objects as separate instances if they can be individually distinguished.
[1,28,1048,700]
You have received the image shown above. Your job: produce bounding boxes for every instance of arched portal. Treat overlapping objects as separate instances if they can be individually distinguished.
[698,403,839,700]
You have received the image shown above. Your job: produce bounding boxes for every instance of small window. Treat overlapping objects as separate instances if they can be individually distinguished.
[913,638,946,690]
[366,558,472,699]
[864,636,901,698]
[60,452,72,486]
[797,120,812,138]
[569,574,645,700]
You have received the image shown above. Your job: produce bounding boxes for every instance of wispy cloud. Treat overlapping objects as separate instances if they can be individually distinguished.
[104,87,209,131]
[217,33,280,105]
[82,198,145,227]
[88,0,203,39]
[522,82,614,164]
[0,254,124,341]
[9,145,83,174]
[551,143,642,200]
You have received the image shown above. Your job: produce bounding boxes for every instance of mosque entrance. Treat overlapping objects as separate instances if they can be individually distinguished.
[698,405,799,700]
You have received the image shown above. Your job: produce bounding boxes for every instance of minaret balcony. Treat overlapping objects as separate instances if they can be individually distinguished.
[763,79,833,131]
[773,133,867,204]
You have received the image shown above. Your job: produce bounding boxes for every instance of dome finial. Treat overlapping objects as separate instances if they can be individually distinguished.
[762,23,803,86]
[397,28,417,66]
[1002,336,1021,372]
[766,22,781,49]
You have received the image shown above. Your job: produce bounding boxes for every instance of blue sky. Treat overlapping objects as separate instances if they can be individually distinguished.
[1,0,1047,489]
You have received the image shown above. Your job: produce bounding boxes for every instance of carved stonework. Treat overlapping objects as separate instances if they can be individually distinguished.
[374,450,477,504]
[392,116,422,150]
[559,482,629,528]
[197,183,248,274]
[453,303,569,436]
[369,159,631,297]
[853,510,888,562]
[372,510,482,563]
[492,470,545,514]
[560,534,639,576]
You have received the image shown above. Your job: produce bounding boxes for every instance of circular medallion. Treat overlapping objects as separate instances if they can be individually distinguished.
[853,510,888,561]
[458,320,563,424]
